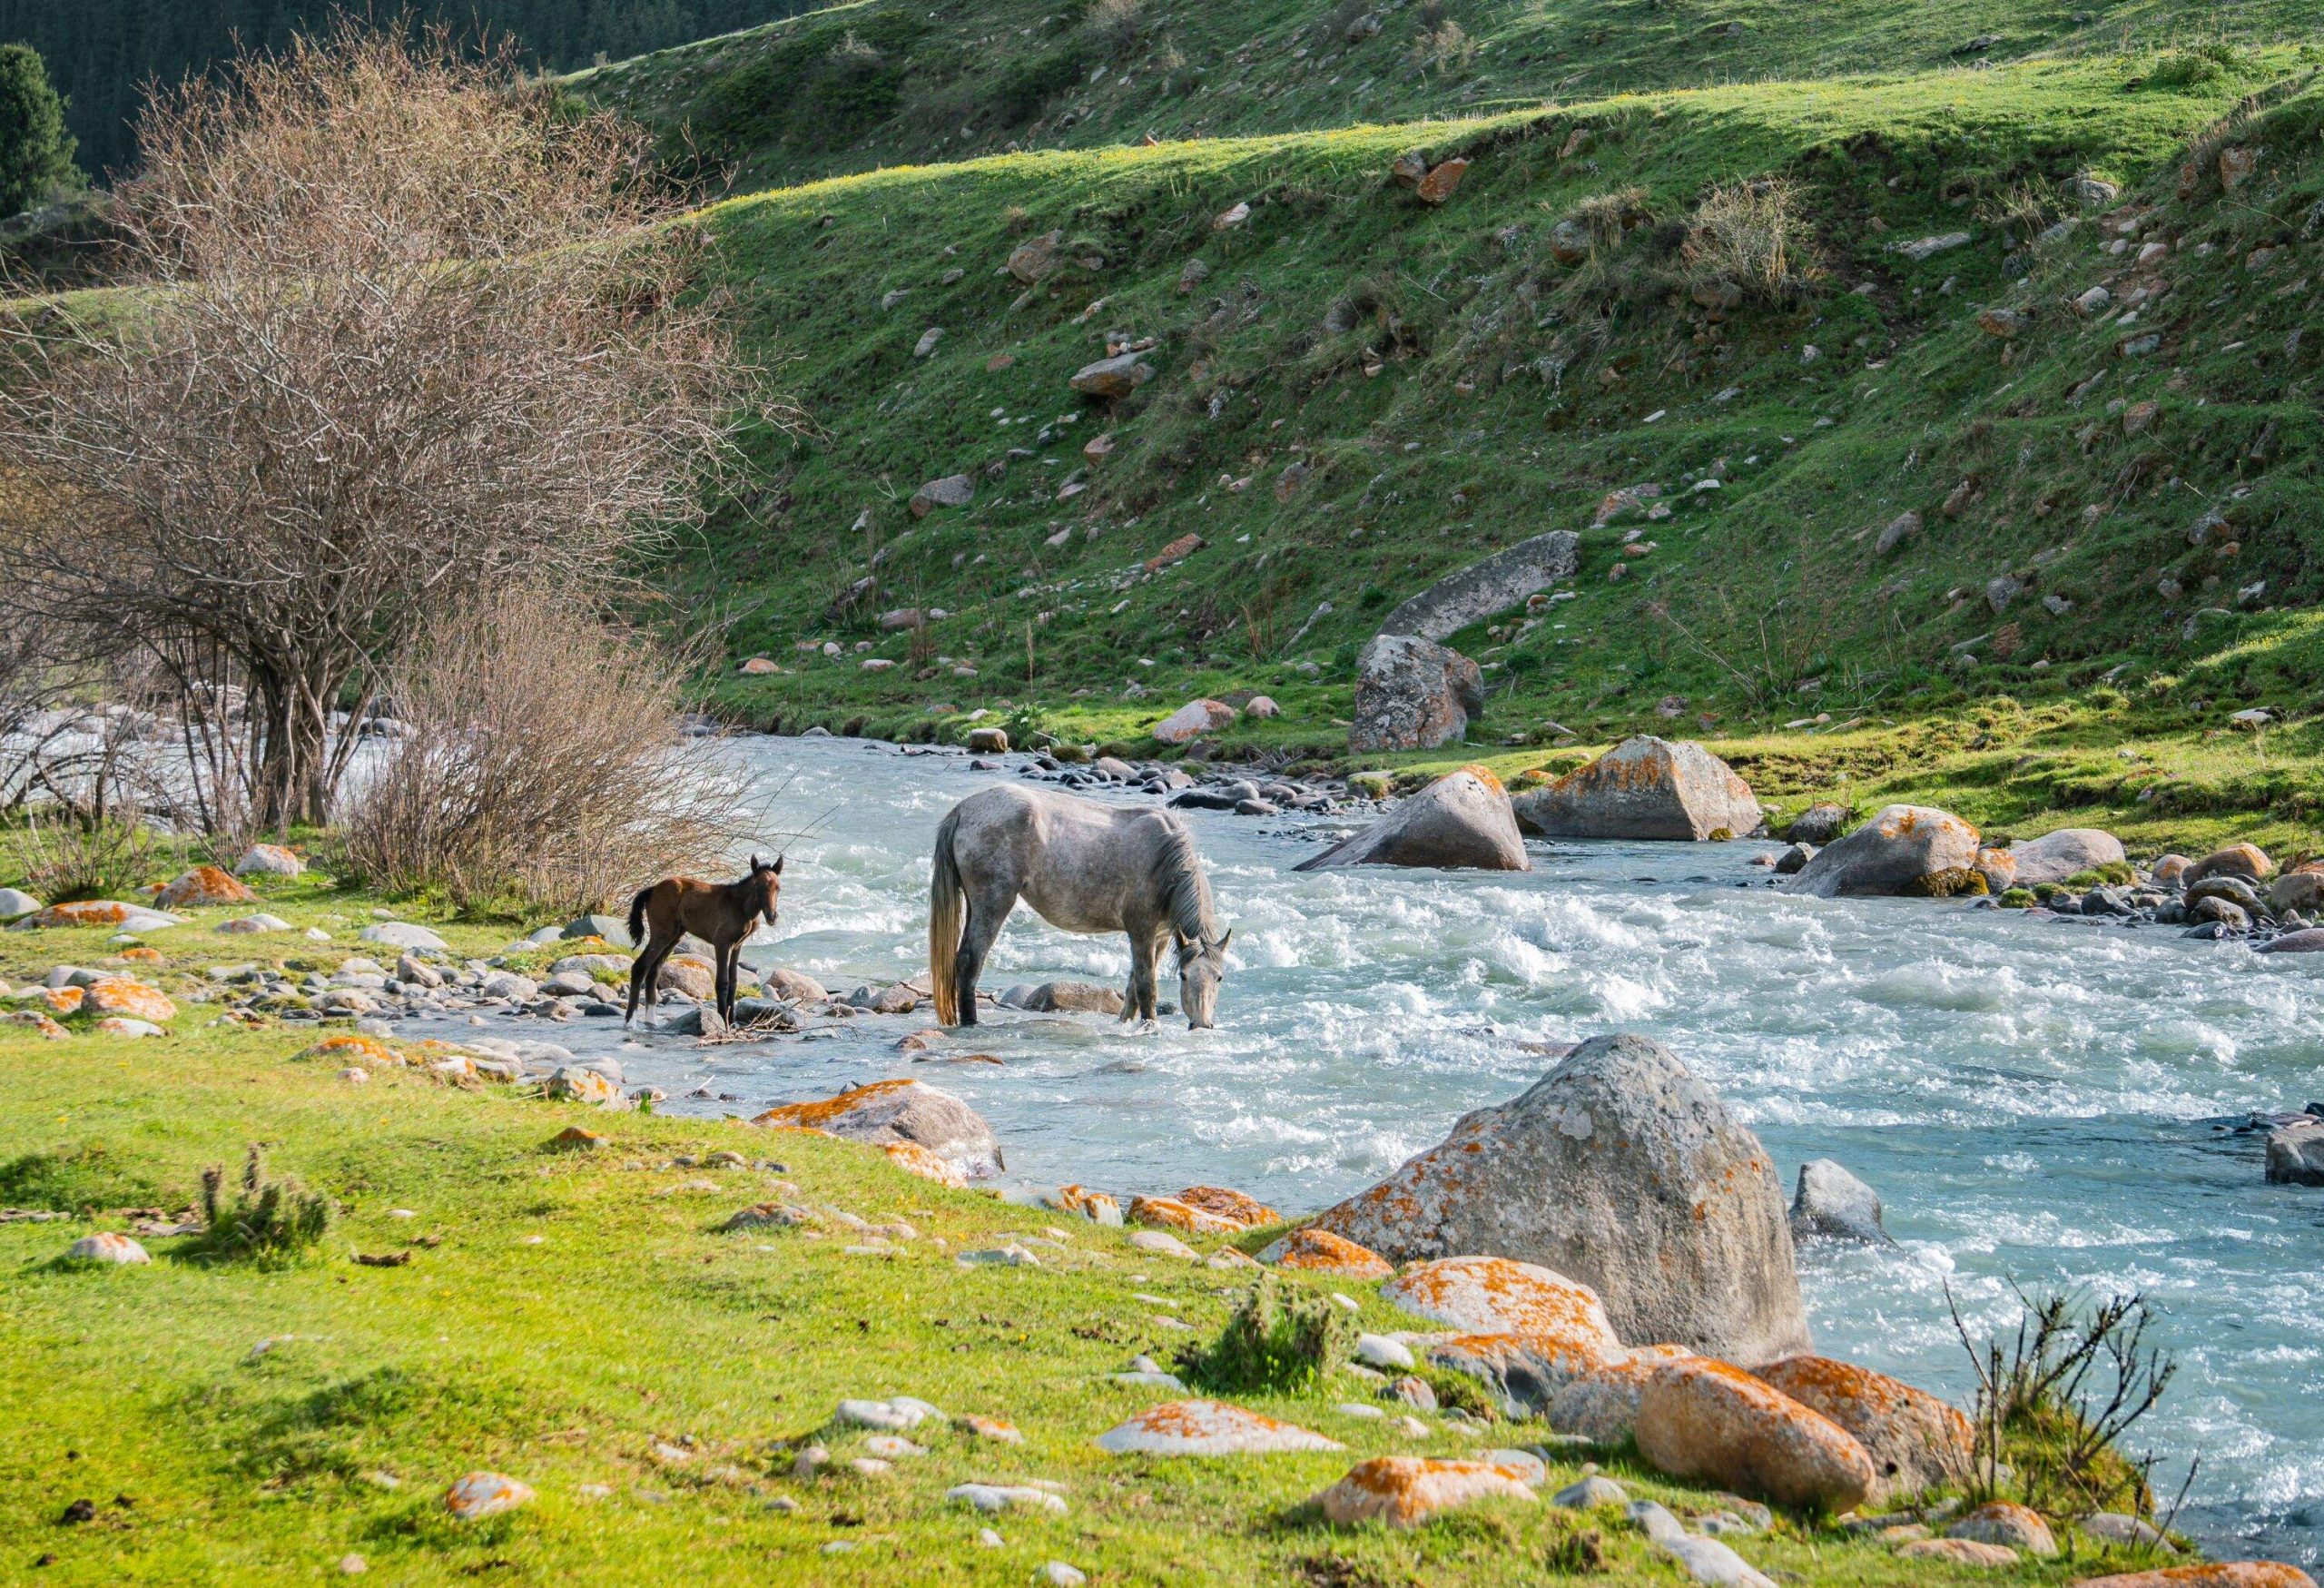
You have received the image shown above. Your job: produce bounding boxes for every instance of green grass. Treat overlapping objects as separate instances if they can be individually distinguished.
[0,967,2189,1584]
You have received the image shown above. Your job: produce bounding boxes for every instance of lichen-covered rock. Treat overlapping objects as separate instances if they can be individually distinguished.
[1047,1184,1124,1225]
[884,1140,967,1188]
[1256,1228,1392,1279]
[1094,1399,1342,1455]
[1350,633,1484,752]
[298,1032,403,1066]
[2184,843,2273,885]
[547,1066,623,1107]
[1900,1538,2018,1566]
[909,473,976,517]
[1545,1356,1679,1442]
[1312,1034,1808,1363]
[1175,1186,1281,1228]
[156,865,258,909]
[2070,1566,2318,1588]
[1292,766,1527,872]
[443,1472,534,1519]
[1128,1195,1246,1234]
[1948,1502,2058,1557]
[1428,1332,1621,1410]
[66,1231,150,1265]
[82,980,176,1022]
[1511,736,1761,842]
[1783,804,1982,898]
[1752,1356,1972,1502]
[18,900,175,930]
[1311,1456,1536,1528]
[235,843,305,877]
[753,1078,1003,1179]
[2007,827,2128,886]
[1633,1357,1876,1512]
[1381,1255,1620,1343]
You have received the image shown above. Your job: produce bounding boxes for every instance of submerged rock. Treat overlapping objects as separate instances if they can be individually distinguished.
[1512,736,1761,842]
[1311,1034,1809,1363]
[1293,766,1527,873]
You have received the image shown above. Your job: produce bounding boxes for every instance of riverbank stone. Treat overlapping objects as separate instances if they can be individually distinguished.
[1312,1034,1808,1363]
[752,1079,1003,1179]
[1310,1456,1537,1527]
[1948,1501,2058,1556]
[1751,1356,1972,1503]
[1349,633,1483,752]
[2006,828,2128,886]
[1095,1400,1342,1455]
[1633,1357,1876,1512]
[1783,804,1982,898]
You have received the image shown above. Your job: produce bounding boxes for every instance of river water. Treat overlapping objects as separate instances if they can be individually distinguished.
[541,735,2323,1561]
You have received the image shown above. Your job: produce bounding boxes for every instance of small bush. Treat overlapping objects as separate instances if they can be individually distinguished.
[1681,177,1814,304]
[14,804,156,903]
[192,1145,335,1261]
[1408,19,1480,74]
[1177,1273,1352,1394]
[337,586,750,918]
[995,46,1086,123]
[1080,0,1145,60]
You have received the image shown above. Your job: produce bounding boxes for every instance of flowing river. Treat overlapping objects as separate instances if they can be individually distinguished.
[531,734,2322,1563]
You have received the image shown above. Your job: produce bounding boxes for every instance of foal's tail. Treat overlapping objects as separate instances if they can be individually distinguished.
[930,807,966,1026]
[626,883,655,949]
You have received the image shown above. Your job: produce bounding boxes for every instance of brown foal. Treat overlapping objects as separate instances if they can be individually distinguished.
[624,855,783,1025]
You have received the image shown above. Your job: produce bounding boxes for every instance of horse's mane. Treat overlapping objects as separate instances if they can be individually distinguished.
[1153,821,1218,949]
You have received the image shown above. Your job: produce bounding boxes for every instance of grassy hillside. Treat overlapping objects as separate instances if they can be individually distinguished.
[641,38,2324,851]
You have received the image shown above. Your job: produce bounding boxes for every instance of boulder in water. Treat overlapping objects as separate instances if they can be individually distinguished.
[1784,804,1851,844]
[2006,827,2127,886]
[2264,1119,2324,1186]
[1783,804,1982,898]
[1025,980,1126,1015]
[752,1079,1003,1179]
[2185,843,2272,884]
[1308,1033,1810,1363]
[1511,736,1761,842]
[1788,1159,1894,1246]
[1349,633,1483,752]
[1292,766,1527,873]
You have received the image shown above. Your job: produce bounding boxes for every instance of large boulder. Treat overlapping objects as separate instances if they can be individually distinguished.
[752,1079,1003,1179]
[1511,736,1761,842]
[1292,767,1527,873]
[2007,827,2127,886]
[1153,698,1237,745]
[1788,1159,1894,1246]
[1376,530,1581,642]
[1752,1356,1972,1504]
[1349,634,1482,752]
[1632,1357,1875,1511]
[2264,1119,2324,1186]
[2186,843,2273,885]
[1783,804,1982,898]
[1308,1033,1810,1364]
[156,864,258,909]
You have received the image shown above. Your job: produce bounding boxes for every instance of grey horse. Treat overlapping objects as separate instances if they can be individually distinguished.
[929,784,1230,1029]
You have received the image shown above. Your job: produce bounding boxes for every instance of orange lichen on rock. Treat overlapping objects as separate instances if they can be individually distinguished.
[1753,1355,1973,1502]
[1632,1356,1876,1512]
[1094,1399,1343,1455]
[1311,1456,1537,1528]
[82,980,176,1022]
[24,900,134,928]
[156,865,258,909]
[1544,1354,1683,1442]
[1256,1227,1393,1280]
[884,1140,967,1189]
[34,985,84,1014]
[2072,1566,2319,1588]
[1175,1185,1282,1228]
[1049,1184,1123,1224]
[297,1032,404,1066]
[750,1078,918,1129]
[1382,1257,1623,1354]
[1127,1195,1246,1235]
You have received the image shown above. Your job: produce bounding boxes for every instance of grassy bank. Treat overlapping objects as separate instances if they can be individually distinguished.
[0,879,2196,1584]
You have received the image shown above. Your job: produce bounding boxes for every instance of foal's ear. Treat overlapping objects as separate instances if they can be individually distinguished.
[772,854,784,876]
[750,852,763,872]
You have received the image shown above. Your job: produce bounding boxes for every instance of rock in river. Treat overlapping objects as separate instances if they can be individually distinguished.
[2006,827,2127,887]
[1788,1159,1894,1246]
[753,1079,1003,1179]
[1349,633,1482,752]
[1310,1033,1809,1364]
[1293,766,1527,873]
[1511,735,1761,842]
[1783,804,1982,898]
[2264,1119,2324,1186]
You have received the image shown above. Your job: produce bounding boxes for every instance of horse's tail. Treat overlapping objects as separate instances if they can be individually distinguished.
[930,806,966,1026]
[626,883,655,949]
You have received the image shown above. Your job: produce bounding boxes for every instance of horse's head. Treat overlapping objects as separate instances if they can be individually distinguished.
[747,853,783,929]
[1176,927,1232,1030]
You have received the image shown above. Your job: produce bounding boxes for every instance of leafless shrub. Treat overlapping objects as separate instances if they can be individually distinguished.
[1948,1282,2177,1517]
[1978,176,2064,243]
[1681,176,1814,304]
[336,586,752,918]
[1409,19,1481,74]
[14,796,157,902]
[0,22,774,833]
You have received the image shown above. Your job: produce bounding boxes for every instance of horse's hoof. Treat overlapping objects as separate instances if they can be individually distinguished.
[1135,1018,1161,1035]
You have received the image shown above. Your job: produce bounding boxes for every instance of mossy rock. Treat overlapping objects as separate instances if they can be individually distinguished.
[2063,862,2135,887]
[1347,771,1393,798]
[1906,867,1989,898]
[1997,887,2036,908]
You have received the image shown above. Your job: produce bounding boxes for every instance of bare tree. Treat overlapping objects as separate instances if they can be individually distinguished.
[0,22,763,828]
